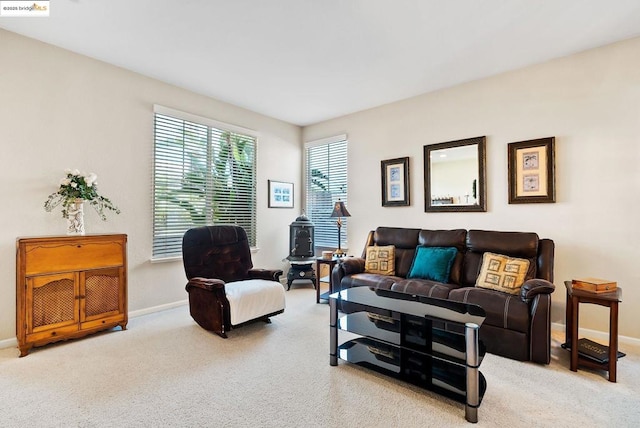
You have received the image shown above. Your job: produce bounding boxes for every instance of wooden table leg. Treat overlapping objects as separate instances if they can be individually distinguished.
[565,289,573,345]
[570,295,579,372]
[609,301,619,382]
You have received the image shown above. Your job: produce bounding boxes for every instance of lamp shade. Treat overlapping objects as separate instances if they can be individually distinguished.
[330,200,351,218]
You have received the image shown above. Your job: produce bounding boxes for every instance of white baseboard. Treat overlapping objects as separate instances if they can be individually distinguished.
[0,337,17,350]
[0,300,189,351]
[128,299,188,318]
[551,322,640,347]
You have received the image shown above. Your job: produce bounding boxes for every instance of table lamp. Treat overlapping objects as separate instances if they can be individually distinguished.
[330,200,351,257]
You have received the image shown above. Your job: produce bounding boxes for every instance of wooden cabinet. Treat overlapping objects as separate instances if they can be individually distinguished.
[16,234,127,356]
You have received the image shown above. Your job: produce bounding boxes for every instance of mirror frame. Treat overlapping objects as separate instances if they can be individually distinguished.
[423,136,487,213]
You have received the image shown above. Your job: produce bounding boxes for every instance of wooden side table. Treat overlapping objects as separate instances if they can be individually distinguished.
[563,280,623,382]
[316,257,339,303]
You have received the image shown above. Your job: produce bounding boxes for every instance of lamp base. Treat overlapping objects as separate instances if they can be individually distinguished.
[333,248,346,258]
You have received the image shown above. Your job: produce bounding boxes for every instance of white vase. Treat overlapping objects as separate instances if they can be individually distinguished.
[66,199,85,235]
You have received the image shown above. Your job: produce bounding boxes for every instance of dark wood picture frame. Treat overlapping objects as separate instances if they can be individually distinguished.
[424,136,487,212]
[268,180,294,208]
[508,137,555,204]
[381,157,410,207]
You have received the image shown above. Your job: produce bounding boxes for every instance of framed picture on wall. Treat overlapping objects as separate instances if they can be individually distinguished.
[268,180,294,208]
[508,137,556,204]
[381,157,410,206]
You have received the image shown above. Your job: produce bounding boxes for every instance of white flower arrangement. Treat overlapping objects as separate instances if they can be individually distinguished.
[44,169,120,220]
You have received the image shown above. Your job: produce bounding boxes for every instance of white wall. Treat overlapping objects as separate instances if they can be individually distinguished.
[0,30,301,342]
[303,36,640,340]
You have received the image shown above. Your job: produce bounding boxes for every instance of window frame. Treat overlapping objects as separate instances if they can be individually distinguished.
[151,105,258,260]
[304,135,349,252]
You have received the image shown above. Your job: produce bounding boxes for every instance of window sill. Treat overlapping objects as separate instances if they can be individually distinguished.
[150,256,182,264]
[150,247,259,263]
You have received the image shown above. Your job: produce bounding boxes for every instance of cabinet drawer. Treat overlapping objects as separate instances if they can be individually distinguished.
[23,238,124,275]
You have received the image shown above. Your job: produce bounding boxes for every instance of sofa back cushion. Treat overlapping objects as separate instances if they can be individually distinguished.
[462,230,538,287]
[418,229,467,285]
[373,227,420,278]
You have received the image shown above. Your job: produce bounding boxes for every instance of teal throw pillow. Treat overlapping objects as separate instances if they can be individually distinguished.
[407,246,458,283]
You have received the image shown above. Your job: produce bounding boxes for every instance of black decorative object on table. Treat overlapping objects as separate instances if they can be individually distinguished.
[286,214,316,289]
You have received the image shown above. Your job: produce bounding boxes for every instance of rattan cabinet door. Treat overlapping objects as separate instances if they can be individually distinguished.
[25,272,80,343]
[80,267,126,329]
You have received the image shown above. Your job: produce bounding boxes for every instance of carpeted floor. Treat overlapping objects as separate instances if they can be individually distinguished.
[0,285,638,427]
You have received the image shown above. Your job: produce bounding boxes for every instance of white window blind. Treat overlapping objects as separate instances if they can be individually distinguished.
[305,137,348,249]
[153,109,257,258]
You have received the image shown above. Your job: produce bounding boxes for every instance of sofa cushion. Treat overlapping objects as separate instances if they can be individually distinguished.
[407,246,458,283]
[466,230,539,258]
[364,245,395,275]
[391,279,457,299]
[448,287,530,333]
[340,273,401,290]
[462,230,538,286]
[373,227,420,277]
[475,252,530,295]
[418,229,467,285]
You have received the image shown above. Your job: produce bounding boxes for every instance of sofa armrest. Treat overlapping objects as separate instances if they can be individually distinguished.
[248,268,283,282]
[340,257,366,275]
[520,278,555,301]
[186,277,226,291]
[331,257,366,291]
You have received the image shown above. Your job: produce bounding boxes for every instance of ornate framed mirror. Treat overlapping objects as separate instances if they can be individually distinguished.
[423,136,487,212]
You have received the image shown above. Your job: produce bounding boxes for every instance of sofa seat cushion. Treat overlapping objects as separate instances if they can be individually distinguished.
[448,287,529,333]
[341,273,401,290]
[391,279,458,299]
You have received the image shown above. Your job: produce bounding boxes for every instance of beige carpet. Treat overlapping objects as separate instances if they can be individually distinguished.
[1,285,639,427]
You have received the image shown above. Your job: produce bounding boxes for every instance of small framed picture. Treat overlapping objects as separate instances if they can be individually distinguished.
[508,137,555,204]
[381,157,410,207]
[268,180,294,208]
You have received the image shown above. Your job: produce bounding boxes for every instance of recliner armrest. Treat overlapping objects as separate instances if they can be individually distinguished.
[520,278,555,301]
[186,277,226,291]
[248,268,284,282]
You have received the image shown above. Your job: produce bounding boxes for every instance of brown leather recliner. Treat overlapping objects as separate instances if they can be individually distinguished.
[332,227,555,364]
[182,225,285,337]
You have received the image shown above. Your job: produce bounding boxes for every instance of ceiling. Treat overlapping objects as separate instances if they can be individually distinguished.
[2,0,640,126]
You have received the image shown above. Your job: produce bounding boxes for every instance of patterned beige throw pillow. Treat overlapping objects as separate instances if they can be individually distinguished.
[476,252,530,294]
[364,245,395,275]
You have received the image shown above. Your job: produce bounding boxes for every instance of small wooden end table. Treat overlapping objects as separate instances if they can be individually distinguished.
[315,257,339,303]
[563,280,623,382]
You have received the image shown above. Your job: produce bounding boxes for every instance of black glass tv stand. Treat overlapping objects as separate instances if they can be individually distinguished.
[329,287,487,423]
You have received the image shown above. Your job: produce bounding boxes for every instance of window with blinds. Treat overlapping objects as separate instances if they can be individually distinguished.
[153,108,257,258]
[305,137,348,249]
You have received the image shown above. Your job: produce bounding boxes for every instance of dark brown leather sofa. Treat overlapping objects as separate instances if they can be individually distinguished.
[332,227,555,364]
